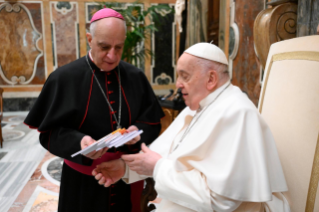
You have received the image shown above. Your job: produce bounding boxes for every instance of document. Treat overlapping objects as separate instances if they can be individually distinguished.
[71,128,143,158]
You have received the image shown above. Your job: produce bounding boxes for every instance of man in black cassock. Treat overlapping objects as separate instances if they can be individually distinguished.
[24,8,164,212]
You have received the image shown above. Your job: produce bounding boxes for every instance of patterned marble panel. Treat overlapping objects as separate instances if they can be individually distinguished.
[231,1,264,106]
[0,2,45,86]
[28,188,58,212]
[187,0,207,46]
[2,129,25,141]
[51,2,79,69]
[297,0,319,36]
[3,98,19,112]
[151,4,176,85]
[3,97,37,112]
[47,157,63,182]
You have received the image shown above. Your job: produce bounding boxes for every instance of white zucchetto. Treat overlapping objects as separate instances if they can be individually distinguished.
[185,42,229,65]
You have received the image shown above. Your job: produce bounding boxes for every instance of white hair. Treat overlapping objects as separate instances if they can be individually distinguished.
[196,58,229,80]
[90,21,97,37]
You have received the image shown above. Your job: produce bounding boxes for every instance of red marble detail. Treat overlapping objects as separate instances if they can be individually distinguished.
[231,1,264,106]
[25,3,46,85]
[51,2,78,68]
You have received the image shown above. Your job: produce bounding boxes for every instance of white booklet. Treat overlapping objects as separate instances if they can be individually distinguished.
[71,129,143,158]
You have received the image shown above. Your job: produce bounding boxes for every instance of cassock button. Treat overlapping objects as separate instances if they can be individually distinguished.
[108,81,111,84]
[110,101,115,104]
[111,111,117,115]
[112,121,117,124]
[108,91,113,94]
[107,72,111,75]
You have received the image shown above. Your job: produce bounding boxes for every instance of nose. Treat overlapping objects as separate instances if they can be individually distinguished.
[107,48,116,61]
[176,78,183,89]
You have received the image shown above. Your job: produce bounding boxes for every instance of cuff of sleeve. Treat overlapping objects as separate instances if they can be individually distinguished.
[122,164,147,184]
[122,163,129,179]
[153,157,167,181]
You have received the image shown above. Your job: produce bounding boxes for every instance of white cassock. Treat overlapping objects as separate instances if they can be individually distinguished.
[123,82,290,212]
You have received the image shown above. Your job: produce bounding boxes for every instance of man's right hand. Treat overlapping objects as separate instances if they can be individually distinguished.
[92,159,126,187]
[80,135,108,160]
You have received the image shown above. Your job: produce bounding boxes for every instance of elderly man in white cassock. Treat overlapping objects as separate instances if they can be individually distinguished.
[92,43,291,212]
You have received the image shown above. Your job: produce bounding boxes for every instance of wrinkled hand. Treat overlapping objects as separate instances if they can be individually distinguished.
[92,159,126,187]
[125,125,141,145]
[122,143,162,176]
[80,135,108,160]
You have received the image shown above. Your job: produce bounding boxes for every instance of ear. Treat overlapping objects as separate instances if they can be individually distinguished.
[86,32,93,48]
[207,70,218,91]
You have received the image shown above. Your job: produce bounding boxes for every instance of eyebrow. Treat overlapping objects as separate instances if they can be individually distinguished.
[178,70,189,75]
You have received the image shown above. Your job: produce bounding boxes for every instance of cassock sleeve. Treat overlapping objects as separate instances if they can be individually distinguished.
[122,164,148,183]
[153,158,242,212]
[24,66,93,165]
[39,128,92,165]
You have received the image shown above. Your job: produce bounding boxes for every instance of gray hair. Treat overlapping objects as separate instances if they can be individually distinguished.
[89,19,127,38]
[89,21,97,38]
[196,58,229,80]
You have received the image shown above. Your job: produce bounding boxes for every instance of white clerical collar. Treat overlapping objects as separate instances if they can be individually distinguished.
[199,80,231,109]
[89,50,94,61]
[89,50,106,72]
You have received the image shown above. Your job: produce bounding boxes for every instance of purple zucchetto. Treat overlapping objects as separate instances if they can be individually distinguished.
[90,8,124,23]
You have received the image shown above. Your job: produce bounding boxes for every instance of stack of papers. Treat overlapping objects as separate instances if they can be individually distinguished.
[71,129,143,158]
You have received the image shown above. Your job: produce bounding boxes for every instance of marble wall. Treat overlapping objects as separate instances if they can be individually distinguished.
[297,0,319,36]
[0,0,177,111]
[3,98,37,112]
[51,2,79,69]
[231,0,264,106]
[0,2,46,86]
[151,4,176,86]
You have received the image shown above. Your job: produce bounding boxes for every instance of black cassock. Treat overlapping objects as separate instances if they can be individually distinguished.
[24,55,164,212]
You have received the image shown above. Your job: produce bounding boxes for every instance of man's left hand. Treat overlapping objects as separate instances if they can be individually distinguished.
[122,143,162,176]
[125,125,141,145]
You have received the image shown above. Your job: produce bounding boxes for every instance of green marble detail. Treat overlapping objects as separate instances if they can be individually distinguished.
[56,2,71,10]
